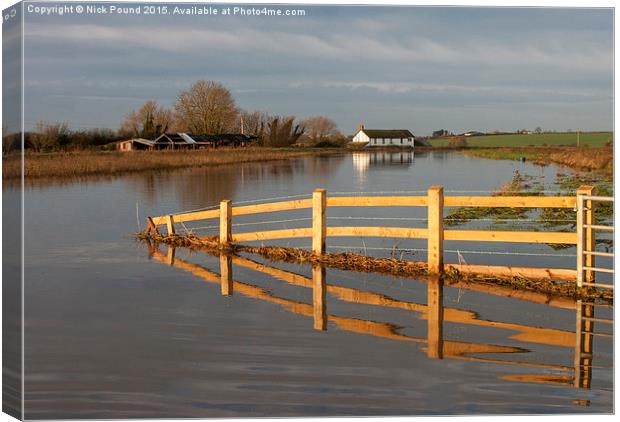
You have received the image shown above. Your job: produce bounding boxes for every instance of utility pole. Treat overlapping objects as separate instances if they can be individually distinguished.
[577,128,580,147]
[240,115,245,135]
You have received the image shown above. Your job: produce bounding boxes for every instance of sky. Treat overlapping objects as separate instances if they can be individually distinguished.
[4,2,614,135]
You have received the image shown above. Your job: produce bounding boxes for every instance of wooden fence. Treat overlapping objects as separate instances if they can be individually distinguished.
[146,185,613,287]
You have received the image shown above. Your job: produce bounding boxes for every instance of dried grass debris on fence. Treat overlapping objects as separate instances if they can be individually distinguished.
[137,232,613,303]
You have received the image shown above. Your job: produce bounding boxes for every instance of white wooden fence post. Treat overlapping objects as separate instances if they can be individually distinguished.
[576,193,585,287]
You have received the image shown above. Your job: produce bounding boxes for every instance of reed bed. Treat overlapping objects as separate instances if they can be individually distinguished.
[463,146,613,175]
[548,147,613,174]
[2,148,334,180]
[137,232,613,303]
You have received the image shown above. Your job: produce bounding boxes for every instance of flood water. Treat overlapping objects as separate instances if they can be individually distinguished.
[9,150,614,418]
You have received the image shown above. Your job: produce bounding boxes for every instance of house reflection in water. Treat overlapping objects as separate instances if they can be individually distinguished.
[146,241,611,394]
[352,151,415,178]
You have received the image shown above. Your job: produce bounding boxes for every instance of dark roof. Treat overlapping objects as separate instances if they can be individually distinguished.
[154,133,258,145]
[155,133,187,144]
[361,129,414,138]
[120,138,156,146]
[192,134,258,143]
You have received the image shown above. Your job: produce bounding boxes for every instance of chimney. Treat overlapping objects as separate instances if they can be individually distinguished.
[358,123,365,131]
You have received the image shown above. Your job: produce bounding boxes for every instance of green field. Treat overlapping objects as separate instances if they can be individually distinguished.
[429,132,612,147]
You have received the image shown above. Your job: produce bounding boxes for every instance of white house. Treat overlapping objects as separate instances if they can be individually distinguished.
[351,125,415,147]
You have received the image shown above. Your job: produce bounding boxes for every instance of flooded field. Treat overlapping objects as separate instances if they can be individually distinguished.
[9,150,613,417]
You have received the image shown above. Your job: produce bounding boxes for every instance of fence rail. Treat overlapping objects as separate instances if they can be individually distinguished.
[146,185,614,287]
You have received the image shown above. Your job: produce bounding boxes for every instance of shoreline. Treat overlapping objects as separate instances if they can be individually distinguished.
[1,145,612,182]
[1,147,345,182]
[459,146,613,176]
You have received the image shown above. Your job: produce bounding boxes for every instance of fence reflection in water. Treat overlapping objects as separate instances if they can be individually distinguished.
[145,240,611,392]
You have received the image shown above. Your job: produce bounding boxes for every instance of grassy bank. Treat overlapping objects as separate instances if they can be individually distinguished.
[2,148,342,180]
[462,146,613,175]
[429,132,611,147]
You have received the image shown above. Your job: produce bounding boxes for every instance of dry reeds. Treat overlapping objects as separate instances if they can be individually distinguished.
[2,148,328,180]
[548,147,613,174]
[464,146,613,176]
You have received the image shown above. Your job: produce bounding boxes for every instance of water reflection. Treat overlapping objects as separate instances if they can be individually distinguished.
[220,254,233,296]
[145,242,611,392]
[426,276,443,359]
[353,151,415,177]
[312,265,327,331]
[15,154,348,216]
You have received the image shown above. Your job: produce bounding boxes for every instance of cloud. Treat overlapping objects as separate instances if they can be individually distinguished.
[19,7,613,133]
[25,22,611,72]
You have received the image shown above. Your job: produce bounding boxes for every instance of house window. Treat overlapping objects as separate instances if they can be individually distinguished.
[400,138,403,144]
[382,138,385,145]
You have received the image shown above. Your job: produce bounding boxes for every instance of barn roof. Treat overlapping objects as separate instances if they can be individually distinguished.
[155,133,258,145]
[125,138,156,146]
[361,129,414,138]
[192,134,258,143]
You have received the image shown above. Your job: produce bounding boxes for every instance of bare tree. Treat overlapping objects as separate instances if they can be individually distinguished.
[120,100,173,139]
[175,80,239,134]
[233,110,272,137]
[2,126,21,155]
[300,116,339,143]
[31,121,70,152]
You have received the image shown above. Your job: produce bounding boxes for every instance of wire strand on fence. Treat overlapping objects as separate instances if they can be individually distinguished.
[328,216,428,221]
[444,190,570,195]
[190,217,313,231]
[327,245,575,258]
[158,189,584,217]
[331,190,574,195]
[445,217,575,223]
[182,214,576,231]
[183,214,577,235]
[328,245,428,253]
[157,193,312,217]
[329,190,427,196]
[445,249,576,257]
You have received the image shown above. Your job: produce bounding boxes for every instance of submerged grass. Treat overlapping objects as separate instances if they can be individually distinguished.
[2,148,342,180]
[444,171,537,226]
[445,167,614,250]
[136,232,613,303]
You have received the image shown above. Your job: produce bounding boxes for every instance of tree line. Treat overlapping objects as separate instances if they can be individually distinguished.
[2,123,122,154]
[3,79,346,153]
[119,80,346,147]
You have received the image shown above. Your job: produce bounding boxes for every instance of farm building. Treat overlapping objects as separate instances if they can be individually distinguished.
[432,129,452,138]
[117,133,258,151]
[351,125,425,147]
[118,138,156,151]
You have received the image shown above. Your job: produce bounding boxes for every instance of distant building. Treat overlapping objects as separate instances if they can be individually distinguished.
[432,129,451,138]
[462,131,485,137]
[118,138,156,151]
[117,132,258,151]
[351,124,416,147]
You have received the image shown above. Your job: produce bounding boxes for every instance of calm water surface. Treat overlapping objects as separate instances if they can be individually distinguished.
[12,151,613,418]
